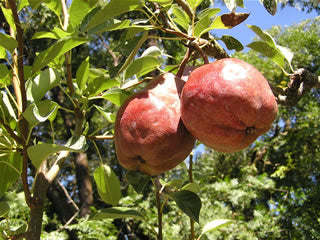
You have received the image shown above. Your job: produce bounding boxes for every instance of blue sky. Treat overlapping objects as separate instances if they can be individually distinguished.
[213,1,318,51]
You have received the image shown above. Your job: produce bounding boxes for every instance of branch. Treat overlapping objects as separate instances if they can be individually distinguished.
[99,36,119,66]
[273,68,320,106]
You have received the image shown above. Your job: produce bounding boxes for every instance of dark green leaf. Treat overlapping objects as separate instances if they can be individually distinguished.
[27,135,86,168]
[259,0,277,15]
[94,164,121,206]
[125,171,151,193]
[0,33,18,53]
[220,35,244,51]
[0,201,10,217]
[0,153,22,198]
[169,190,202,223]
[76,57,90,91]
[125,56,161,79]
[90,207,144,221]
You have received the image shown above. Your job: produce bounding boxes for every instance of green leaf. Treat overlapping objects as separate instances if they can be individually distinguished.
[1,6,16,31]
[32,31,58,40]
[0,33,18,53]
[23,100,59,129]
[125,56,161,79]
[18,0,30,12]
[93,105,116,122]
[247,24,276,47]
[94,164,121,206]
[141,46,162,58]
[171,4,190,31]
[28,0,44,9]
[69,0,98,28]
[85,76,120,97]
[186,0,203,10]
[259,0,277,15]
[181,182,200,193]
[100,89,129,106]
[0,46,7,59]
[0,201,10,217]
[169,190,202,223]
[194,8,221,37]
[27,135,86,168]
[43,0,62,19]
[90,207,145,221]
[125,171,151,193]
[0,152,22,198]
[0,91,17,129]
[220,35,244,52]
[199,219,233,239]
[223,0,244,11]
[76,57,90,91]
[85,0,142,31]
[276,44,294,68]
[247,41,285,69]
[26,68,61,103]
[32,37,88,74]
[148,0,172,7]
[0,64,10,87]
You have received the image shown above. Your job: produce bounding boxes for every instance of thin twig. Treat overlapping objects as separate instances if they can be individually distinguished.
[0,118,23,145]
[99,36,119,66]
[57,180,79,211]
[176,47,193,79]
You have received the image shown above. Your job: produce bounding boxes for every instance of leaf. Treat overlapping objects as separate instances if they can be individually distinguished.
[69,0,98,28]
[0,64,10,87]
[181,182,200,193]
[93,105,116,123]
[148,0,172,7]
[0,6,16,31]
[90,207,145,221]
[85,76,120,97]
[186,0,203,10]
[32,31,59,40]
[0,33,18,53]
[171,4,190,31]
[27,135,86,168]
[100,89,129,106]
[0,153,22,198]
[26,68,61,103]
[276,45,294,68]
[198,219,233,239]
[125,171,151,193]
[28,0,44,9]
[85,0,142,32]
[32,37,88,74]
[0,46,7,59]
[223,0,244,11]
[247,24,276,47]
[43,0,62,19]
[141,46,162,58]
[259,0,277,16]
[94,164,121,206]
[76,57,90,91]
[220,12,249,28]
[0,91,17,129]
[247,41,285,69]
[23,100,59,129]
[220,35,244,52]
[125,56,161,79]
[0,201,10,217]
[194,8,221,37]
[169,190,202,223]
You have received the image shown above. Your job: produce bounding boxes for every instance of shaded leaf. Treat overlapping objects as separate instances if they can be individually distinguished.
[76,57,90,91]
[220,35,244,51]
[0,64,10,87]
[125,171,151,193]
[94,164,121,206]
[181,182,200,193]
[27,135,86,168]
[259,0,277,15]
[223,0,244,11]
[0,33,18,53]
[169,190,202,223]
[125,56,161,79]
[220,12,249,28]
[85,76,120,97]
[0,201,10,217]
[90,207,144,221]
[247,24,276,47]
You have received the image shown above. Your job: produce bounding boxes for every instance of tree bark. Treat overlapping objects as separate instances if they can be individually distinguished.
[74,152,93,217]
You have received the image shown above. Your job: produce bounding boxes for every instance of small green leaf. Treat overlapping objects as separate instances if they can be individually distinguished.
[247,41,285,69]
[276,45,294,68]
[76,57,90,91]
[43,0,62,19]
[28,0,44,9]
[32,31,58,40]
[93,105,116,123]
[27,135,86,168]
[186,0,203,10]
[100,89,129,106]
[148,0,172,7]
[26,68,61,103]
[220,35,244,52]
[259,0,277,15]
[0,201,10,217]
[69,0,98,28]
[94,164,121,206]
[32,37,87,74]
[1,6,16,31]
[199,219,233,239]
[169,190,202,223]
[0,64,10,87]
[90,207,145,221]
[0,91,17,129]
[85,0,142,31]
[0,33,18,53]
[125,56,161,79]
[85,76,120,97]
[125,171,151,193]
[171,4,190,31]
[0,153,22,198]
[194,8,221,37]
[23,100,59,128]
[181,182,199,193]
[247,24,276,47]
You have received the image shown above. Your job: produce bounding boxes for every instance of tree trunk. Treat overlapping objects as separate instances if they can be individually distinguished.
[74,152,93,217]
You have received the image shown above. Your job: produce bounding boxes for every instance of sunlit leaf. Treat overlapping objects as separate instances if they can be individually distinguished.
[69,0,98,28]
[100,89,129,106]
[27,135,86,168]
[28,0,44,9]
[247,24,276,47]
[171,4,190,31]
[76,57,90,91]
[93,105,116,123]
[43,0,62,19]
[0,6,16,31]
[199,219,233,239]
[0,33,18,53]
[186,0,203,10]
[90,207,145,221]
[32,31,58,40]
[194,8,221,36]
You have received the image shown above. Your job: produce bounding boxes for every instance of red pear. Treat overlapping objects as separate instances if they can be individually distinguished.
[114,73,195,175]
[180,58,278,153]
